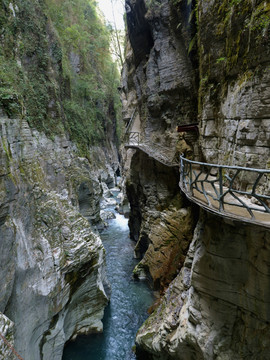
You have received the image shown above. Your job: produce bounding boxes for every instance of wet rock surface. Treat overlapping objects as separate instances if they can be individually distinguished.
[0,115,118,360]
[198,0,270,171]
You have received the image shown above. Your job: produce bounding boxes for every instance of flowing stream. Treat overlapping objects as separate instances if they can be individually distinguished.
[63,199,154,360]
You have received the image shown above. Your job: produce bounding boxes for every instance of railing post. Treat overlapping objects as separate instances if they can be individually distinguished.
[180,155,184,189]
[219,167,224,211]
[178,157,270,226]
[189,162,193,195]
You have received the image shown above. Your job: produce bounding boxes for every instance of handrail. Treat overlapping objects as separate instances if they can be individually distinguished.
[180,156,270,227]
[125,135,270,227]
[125,133,179,167]
[126,131,140,145]
[124,108,137,135]
[181,156,270,173]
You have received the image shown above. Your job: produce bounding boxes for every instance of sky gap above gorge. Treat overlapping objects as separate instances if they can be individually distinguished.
[97,0,125,30]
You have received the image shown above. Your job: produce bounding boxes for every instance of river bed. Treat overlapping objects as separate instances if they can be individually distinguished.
[63,206,153,360]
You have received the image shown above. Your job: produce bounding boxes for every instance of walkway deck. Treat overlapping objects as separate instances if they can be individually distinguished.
[125,133,270,228]
[180,156,270,228]
[125,133,178,167]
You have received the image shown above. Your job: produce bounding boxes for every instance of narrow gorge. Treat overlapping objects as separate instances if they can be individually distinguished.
[122,0,270,359]
[0,0,120,359]
[0,0,269,359]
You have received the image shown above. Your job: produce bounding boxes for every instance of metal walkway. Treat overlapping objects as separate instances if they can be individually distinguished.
[180,156,270,228]
[125,132,178,167]
[125,133,270,228]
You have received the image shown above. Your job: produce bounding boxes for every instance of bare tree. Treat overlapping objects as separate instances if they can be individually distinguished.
[110,0,124,67]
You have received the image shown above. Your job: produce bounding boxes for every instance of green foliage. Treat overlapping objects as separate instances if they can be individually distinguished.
[188,34,197,54]
[0,57,22,117]
[45,0,121,152]
[216,57,227,63]
[0,0,121,155]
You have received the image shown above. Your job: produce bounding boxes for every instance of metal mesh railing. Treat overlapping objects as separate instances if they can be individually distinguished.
[125,134,179,167]
[124,135,270,226]
[126,131,140,145]
[180,156,270,224]
[124,108,137,135]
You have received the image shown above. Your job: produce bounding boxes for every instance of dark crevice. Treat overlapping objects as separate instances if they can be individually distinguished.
[126,0,154,67]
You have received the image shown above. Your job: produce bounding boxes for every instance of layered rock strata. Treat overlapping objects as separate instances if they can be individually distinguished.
[122,0,199,293]
[136,213,270,360]
[0,115,117,359]
[197,0,270,171]
[125,149,197,292]
[122,0,270,358]
[0,0,120,358]
[122,0,198,155]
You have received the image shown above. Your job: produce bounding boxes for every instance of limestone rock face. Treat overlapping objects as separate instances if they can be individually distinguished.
[125,148,196,291]
[198,0,270,171]
[122,0,270,359]
[133,206,195,291]
[122,0,198,153]
[136,212,270,360]
[0,115,115,359]
[122,0,198,295]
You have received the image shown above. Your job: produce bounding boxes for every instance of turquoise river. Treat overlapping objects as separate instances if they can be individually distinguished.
[63,202,154,360]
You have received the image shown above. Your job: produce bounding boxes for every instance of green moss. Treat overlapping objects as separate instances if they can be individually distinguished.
[216,0,269,73]
[0,0,121,156]
[248,2,270,34]
[1,138,20,186]
[197,0,269,118]
[140,331,156,341]
[2,139,12,162]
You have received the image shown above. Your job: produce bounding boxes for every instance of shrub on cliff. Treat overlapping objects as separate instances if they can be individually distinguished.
[0,0,121,154]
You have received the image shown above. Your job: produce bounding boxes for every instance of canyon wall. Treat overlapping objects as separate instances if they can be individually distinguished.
[122,0,270,358]
[0,115,116,360]
[198,0,270,170]
[0,0,120,359]
[122,0,199,292]
[122,0,198,152]
[136,214,270,360]
[124,148,197,292]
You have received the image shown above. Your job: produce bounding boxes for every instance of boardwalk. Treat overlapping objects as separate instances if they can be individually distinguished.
[125,133,270,228]
[125,132,178,167]
[180,156,270,228]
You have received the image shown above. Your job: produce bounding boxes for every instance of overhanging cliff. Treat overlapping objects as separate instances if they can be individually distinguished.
[122,0,270,358]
